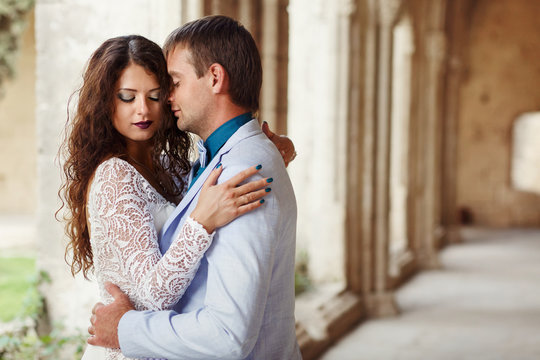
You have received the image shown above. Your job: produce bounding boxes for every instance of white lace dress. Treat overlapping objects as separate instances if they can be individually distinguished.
[81,157,212,360]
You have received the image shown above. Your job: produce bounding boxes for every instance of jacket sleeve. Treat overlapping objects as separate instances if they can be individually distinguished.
[118,160,283,359]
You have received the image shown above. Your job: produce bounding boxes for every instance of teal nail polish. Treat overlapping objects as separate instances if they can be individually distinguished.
[265,188,272,192]
[256,164,262,170]
[216,163,222,169]
[266,177,273,183]
[260,199,265,204]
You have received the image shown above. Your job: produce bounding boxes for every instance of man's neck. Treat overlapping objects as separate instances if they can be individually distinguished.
[199,104,250,141]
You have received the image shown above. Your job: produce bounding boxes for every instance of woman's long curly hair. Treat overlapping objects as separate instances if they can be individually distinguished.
[58,35,192,279]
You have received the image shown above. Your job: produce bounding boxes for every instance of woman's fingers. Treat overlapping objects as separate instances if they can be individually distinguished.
[235,187,271,206]
[202,164,223,190]
[233,176,273,197]
[262,121,276,140]
[236,196,267,215]
[223,164,262,188]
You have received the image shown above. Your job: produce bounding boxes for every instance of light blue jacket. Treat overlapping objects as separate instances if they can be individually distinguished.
[118,120,301,359]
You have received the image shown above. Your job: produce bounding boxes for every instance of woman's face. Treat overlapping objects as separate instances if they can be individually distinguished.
[112,63,162,145]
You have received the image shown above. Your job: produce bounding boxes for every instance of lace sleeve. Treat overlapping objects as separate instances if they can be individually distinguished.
[88,158,213,311]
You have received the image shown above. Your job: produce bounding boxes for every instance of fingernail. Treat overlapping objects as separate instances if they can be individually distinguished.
[216,163,222,169]
[260,199,265,204]
[265,188,272,192]
[256,164,262,170]
[266,178,273,183]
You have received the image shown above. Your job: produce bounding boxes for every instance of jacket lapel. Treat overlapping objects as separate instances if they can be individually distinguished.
[160,119,262,242]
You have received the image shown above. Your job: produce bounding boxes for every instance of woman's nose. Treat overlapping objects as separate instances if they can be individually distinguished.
[137,98,150,116]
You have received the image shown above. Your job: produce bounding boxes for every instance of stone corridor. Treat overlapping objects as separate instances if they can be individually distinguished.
[321,228,540,360]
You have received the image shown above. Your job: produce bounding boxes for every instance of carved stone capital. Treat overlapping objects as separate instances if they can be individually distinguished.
[426,31,447,61]
[289,0,355,20]
[377,0,402,27]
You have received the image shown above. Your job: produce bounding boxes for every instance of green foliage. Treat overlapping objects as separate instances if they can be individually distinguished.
[0,0,35,97]
[295,250,312,296]
[0,257,35,322]
[0,322,85,360]
[0,269,86,359]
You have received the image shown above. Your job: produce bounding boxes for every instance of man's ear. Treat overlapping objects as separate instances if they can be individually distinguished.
[208,63,228,94]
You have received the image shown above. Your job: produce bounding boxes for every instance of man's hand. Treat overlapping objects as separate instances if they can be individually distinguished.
[262,121,297,167]
[87,282,135,349]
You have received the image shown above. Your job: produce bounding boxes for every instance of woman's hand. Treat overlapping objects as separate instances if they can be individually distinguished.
[262,121,297,167]
[190,164,272,233]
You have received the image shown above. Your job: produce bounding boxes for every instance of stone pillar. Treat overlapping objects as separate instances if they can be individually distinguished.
[363,0,402,317]
[441,0,472,244]
[260,0,289,135]
[201,0,288,135]
[413,0,446,269]
[181,0,203,23]
[288,0,353,284]
[345,0,377,295]
[36,0,182,332]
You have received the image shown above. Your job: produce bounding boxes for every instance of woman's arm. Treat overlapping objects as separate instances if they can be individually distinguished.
[88,159,270,311]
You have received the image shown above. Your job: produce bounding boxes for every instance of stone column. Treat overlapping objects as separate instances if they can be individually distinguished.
[181,0,203,23]
[36,0,182,332]
[362,0,401,317]
[414,0,446,268]
[260,0,289,135]
[201,0,288,135]
[288,0,353,284]
[345,0,377,295]
[441,0,472,244]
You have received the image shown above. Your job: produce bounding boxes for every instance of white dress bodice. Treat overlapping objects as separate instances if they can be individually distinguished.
[81,157,212,360]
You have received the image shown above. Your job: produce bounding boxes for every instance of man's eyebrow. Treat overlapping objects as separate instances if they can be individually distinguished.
[169,70,182,77]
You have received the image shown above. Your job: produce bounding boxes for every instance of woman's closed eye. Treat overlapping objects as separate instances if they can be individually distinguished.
[148,91,160,102]
[117,92,135,103]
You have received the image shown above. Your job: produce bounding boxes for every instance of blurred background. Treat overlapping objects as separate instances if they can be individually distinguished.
[1,0,540,359]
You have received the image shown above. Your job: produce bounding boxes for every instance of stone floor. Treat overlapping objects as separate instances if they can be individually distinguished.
[320,227,540,360]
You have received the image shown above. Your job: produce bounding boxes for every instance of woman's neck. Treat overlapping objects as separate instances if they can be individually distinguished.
[125,141,153,168]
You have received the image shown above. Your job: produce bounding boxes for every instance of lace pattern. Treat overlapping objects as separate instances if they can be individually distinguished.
[86,158,212,360]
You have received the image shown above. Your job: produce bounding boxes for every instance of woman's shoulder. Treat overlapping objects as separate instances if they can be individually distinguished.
[93,156,138,183]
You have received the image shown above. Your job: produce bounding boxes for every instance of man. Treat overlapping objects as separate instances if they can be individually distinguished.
[88,15,301,359]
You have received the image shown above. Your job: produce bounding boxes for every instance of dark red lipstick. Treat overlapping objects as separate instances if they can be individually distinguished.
[134,121,153,129]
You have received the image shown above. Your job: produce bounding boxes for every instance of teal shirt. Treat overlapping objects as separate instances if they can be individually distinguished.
[190,112,253,188]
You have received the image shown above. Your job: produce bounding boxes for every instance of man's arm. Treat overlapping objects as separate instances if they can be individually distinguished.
[119,157,287,359]
[88,282,134,348]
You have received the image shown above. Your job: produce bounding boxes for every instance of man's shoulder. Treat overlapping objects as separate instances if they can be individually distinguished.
[225,133,282,166]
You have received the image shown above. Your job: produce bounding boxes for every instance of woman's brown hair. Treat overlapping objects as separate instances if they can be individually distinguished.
[58,35,191,279]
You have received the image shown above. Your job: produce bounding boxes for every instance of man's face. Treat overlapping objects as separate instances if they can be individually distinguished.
[167,46,212,137]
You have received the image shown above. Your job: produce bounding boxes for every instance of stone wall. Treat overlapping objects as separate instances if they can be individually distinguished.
[456,0,540,227]
[35,0,182,331]
[0,10,36,215]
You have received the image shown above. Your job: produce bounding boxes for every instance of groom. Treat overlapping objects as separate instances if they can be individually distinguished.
[88,15,301,359]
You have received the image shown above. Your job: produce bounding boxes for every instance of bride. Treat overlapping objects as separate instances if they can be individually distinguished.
[59,35,293,360]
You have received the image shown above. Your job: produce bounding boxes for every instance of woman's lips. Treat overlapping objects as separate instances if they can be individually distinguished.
[134,121,153,129]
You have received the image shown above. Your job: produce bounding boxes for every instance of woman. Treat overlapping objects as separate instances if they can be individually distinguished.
[59,35,292,360]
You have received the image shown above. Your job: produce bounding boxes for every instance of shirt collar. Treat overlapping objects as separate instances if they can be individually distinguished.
[204,112,253,161]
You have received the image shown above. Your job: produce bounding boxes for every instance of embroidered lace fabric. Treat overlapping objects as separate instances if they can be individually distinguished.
[83,157,212,360]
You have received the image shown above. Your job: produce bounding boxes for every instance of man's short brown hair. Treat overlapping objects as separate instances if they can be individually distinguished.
[164,15,262,112]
